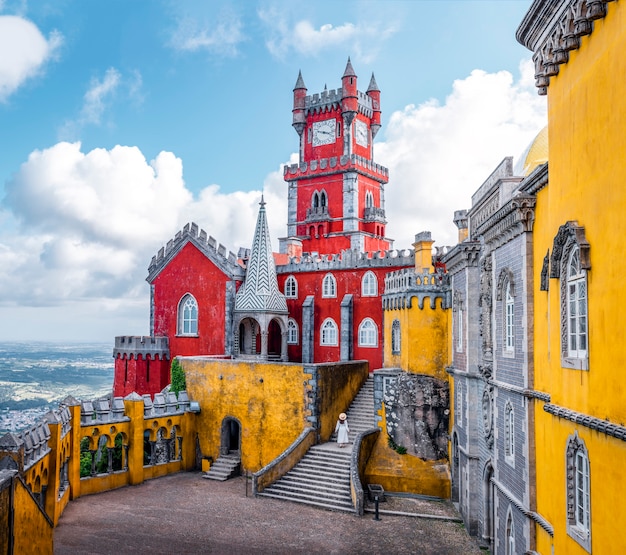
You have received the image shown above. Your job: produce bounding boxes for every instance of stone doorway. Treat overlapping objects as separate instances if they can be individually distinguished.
[220,417,241,456]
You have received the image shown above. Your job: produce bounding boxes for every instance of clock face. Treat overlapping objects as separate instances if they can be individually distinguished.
[312,119,336,147]
[355,120,368,147]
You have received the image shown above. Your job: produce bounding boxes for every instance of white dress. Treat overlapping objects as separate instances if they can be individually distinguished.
[335,419,350,444]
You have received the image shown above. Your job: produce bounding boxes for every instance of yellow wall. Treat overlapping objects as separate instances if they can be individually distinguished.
[532,3,626,553]
[384,296,450,380]
[182,358,312,472]
[13,477,54,555]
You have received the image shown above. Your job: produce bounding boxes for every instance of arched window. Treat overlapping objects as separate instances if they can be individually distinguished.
[361,271,377,297]
[322,273,336,298]
[284,275,298,298]
[505,510,515,555]
[505,282,514,352]
[320,318,338,346]
[287,319,299,345]
[365,191,374,208]
[178,294,198,335]
[320,190,327,208]
[358,318,377,347]
[504,402,514,462]
[566,433,591,549]
[567,246,588,359]
[391,319,401,354]
[312,192,319,208]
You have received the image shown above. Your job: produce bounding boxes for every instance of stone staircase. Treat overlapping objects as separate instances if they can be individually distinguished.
[330,375,376,444]
[202,453,241,481]
[257,375,376,512]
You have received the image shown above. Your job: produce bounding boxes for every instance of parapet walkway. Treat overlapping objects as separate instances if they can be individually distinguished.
[54,472,481,555]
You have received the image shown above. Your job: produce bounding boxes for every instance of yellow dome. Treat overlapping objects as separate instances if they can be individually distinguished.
[514,126,548,176]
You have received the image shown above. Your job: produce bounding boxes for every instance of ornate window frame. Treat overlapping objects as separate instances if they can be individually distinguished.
[504,401,515,465]
[505,507,515,555]
[322,273,337,298]
[550,222,590,370]
[177,293,198,336]
[391,319,401,355]
[320,318,338,346]
[284,275,298,299]
[497,269,515,356]
[453,290,464,353]
[361,270,378,297]
[566,432,591,552]
[287,318,299,345]
[358,318,378,347]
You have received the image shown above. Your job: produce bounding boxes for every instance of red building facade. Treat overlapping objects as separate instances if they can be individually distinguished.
[113,60,419,397]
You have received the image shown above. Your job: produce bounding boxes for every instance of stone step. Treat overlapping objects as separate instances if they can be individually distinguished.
[256,491,354,513]
[264,484,351,503]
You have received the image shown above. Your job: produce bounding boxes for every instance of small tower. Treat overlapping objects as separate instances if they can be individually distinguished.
[281,59,391,255]
[234,197,288,361]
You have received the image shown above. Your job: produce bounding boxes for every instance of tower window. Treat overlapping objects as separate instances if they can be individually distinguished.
[391,319,401,354]
[284,276,298,298]
[322,273,337,298]
[361,271,377,297]
[287,319,299,344]
[320,318,338,346]
[358,318,377,347]
[178,294,198,336]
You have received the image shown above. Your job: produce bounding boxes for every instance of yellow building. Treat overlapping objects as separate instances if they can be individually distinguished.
[517,1,626,553]
[370,231,451,498]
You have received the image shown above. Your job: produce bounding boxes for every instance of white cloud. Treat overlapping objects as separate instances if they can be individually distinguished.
[0,142,287,319]
[0,15,62,102]
[258,9,395,61]
[377,59,547,248]
[59,67,143,140]
[169,10,245,56]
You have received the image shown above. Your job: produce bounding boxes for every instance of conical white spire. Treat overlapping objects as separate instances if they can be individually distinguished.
[235,197,287,313]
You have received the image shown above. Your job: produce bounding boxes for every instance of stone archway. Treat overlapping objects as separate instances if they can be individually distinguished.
[220,417,241,456]
[482,461,495,549]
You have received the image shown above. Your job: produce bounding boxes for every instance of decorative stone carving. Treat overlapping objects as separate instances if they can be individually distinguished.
[383,373,449,461]
[482,387,494,448]
[478,255,493,363]
[549,221,590,278]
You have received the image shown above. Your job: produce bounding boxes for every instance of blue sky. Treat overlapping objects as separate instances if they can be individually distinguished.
[0,0,546,342]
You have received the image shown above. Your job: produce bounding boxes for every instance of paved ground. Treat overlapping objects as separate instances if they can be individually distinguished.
[54,472,484,555]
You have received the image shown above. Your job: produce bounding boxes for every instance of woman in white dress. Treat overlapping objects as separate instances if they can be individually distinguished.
[335,412,350,447]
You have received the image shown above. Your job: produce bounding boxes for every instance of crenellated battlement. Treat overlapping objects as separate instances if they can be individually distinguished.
[147,222,245,283]
[0,419,52,472]
[383,267,451,310]
[283,153,388,182]
[304,88,374,118]
[276,247,415,274]
[114,335,170,359]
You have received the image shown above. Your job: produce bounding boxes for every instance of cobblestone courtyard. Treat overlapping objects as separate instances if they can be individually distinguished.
[54,472,483,554]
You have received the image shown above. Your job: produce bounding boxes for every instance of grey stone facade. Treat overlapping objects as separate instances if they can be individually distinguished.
[444,158,543,553]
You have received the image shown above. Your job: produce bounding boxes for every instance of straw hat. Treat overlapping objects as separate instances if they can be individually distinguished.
[339,413,347,421]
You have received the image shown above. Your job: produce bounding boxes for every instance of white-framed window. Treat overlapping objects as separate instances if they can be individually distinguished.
[365,191,374,208]
[566,433,591,550]
[320,318,338,346]
[284,275,298,298]
[287,318,299,344]
[391,319,401,354]
[506,509,515,555]
[504,402,514,462]
[361,271,377,297]
[322,273,336,298]
[505,282,514,352]
[358,318,377,347]
[567,246,588,359]
[178,294,198,335]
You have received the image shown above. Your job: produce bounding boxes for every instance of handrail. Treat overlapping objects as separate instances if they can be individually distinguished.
[350,428,381,515]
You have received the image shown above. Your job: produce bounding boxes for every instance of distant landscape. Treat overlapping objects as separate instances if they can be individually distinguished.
[0,342,114,434]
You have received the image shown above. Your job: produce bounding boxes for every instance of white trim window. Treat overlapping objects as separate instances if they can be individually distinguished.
[361,271,378,297]
[391,319,401,354]
[504,402,514,462]
[506,510,515,555]
[284,275,298,299]
[566,433,591,550]
[567,247,588,359]
[505,282,514,352]
[358,318,377,347]
[287,318,299,344]
[320,318,338,346]
[178,294,198,335]
[322,273,337,298]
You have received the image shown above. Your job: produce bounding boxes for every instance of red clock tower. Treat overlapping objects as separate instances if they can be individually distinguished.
[281,58,391,256]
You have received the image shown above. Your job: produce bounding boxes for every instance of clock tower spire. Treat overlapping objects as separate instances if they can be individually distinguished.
[281,59,392,256]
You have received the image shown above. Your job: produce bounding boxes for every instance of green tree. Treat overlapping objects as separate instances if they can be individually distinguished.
[170,358,186,397]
